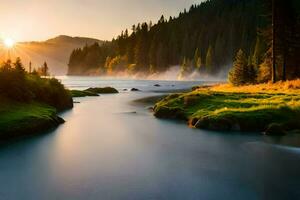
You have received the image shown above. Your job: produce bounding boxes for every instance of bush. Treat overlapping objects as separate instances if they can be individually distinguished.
[0,59,73,111]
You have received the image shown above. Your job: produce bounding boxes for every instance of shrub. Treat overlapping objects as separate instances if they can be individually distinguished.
[0,59,73,110]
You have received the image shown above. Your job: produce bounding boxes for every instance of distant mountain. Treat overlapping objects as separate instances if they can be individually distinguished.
[0,35,102,75]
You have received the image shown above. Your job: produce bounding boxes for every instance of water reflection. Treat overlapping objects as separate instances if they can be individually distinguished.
[0,78,299,200]
[263,134,300,148]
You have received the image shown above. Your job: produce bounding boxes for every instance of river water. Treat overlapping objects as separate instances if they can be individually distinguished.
[0,76,300,200]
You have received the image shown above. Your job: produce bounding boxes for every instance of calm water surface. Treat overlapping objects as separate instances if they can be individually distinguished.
[0,76,300,200]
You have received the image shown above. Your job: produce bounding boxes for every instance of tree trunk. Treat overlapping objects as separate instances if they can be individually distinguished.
[272,0,276,83]
[282,54,286,81]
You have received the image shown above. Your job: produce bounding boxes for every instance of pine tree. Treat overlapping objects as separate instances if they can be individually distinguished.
[258,48,272,83]
[228,49,249,86]
[205,46,213,74]
[1,59,12,71]
[42,62,49,76]
[194,48,201,70]
[29,61,32,73]
[158,15,165,24]
[247,64,257,84]
[66,0,300,80]
[252,36,265,68]
[14,57,25,74]
[179,57,192,79]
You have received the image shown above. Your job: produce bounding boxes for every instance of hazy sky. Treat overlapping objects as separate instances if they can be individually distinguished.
[0,0,202,42]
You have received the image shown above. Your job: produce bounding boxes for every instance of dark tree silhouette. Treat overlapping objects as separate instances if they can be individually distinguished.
[67,0,300,82]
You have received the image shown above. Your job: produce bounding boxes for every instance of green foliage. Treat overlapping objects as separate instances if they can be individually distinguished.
[0,59,73,111]
[14,57,25,74]
[66,0,300,81]
[70,90,99,97]
[229,50,257,86]
[0,58,73,139]
[0,59,30,101]
[68,0,266,76]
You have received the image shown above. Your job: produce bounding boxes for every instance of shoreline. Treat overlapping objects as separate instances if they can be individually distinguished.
[0,102,71,142]
[153,82,300,135]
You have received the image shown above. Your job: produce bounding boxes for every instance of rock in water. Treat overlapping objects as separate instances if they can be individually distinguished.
[131,88,140,91]
[264,123,286,136]
[85,87,119,94]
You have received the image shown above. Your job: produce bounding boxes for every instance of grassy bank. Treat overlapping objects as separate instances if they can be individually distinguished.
[154,81,300,134]
[0,59,73,140]
[0,99,64,140]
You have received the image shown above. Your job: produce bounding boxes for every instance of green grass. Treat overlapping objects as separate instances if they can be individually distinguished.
[0,61,72,140]
[0,99,63,139]
[154,89,300,133]
[71,90,99,97]
[71,87,119,97]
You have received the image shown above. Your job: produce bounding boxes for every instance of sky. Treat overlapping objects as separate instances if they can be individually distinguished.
[0,0,202,42]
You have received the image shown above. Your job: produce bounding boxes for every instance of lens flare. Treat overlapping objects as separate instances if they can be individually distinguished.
[3,38,15,48]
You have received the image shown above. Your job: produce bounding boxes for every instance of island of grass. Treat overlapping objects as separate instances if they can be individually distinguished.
[154,80,300,135]
[71,87,119,97]
[0,59,73,141]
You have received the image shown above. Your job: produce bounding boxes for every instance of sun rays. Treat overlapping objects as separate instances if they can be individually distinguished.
[3,38,15,48]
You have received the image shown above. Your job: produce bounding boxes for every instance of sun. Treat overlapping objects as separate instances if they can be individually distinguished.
[3,38,15,48]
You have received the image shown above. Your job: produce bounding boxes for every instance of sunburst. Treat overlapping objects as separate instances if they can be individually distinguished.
[3,38,15,48]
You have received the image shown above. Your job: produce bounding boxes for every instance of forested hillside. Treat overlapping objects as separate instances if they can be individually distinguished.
[68,0,300,81]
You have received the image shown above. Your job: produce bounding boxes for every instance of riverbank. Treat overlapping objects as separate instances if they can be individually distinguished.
[0,61,73,141]
[153,81,300,135]
[0,99,65,141]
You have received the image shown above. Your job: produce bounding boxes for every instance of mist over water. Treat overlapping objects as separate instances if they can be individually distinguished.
[133,66,229,81]
[0,77,299,200]
[64,64,230,82]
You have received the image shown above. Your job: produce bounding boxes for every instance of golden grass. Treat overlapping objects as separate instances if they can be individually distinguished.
[154,82,300,132]
[208,79,300,94]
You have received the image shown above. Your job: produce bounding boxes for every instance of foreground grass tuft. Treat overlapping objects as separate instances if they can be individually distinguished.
[0,100,64,140]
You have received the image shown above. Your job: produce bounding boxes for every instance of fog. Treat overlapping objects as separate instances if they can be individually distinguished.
[147,65,230,81]
[77,65,230,82]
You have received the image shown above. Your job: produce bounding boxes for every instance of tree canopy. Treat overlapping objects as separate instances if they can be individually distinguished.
[68,0,300,82]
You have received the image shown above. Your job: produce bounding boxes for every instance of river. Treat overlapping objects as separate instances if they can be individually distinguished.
[0,76,300,200]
